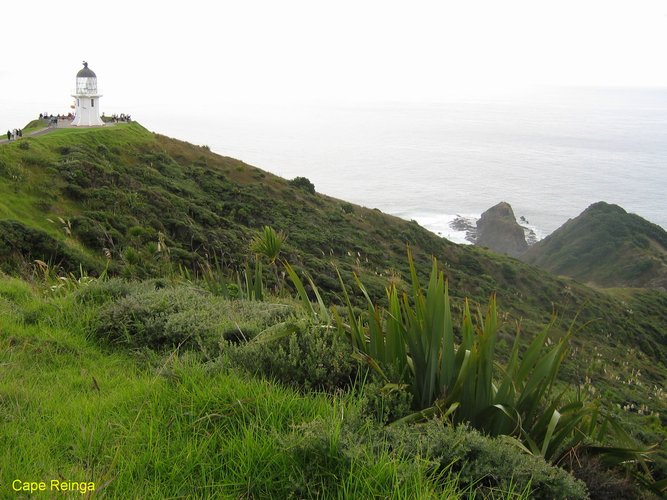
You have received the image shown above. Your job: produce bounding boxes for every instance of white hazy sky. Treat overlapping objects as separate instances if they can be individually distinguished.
[2,0,667,116]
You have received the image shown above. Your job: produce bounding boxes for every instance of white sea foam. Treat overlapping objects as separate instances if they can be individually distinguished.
[518,219,548,245]
[416,213,479,245]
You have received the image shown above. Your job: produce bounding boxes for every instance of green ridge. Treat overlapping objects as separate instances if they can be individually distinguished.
[522,201,667,290]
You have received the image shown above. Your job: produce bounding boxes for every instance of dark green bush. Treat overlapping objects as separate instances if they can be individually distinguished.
[289,176,315,194]
[63,184,87,201]
[385,420,589,500]
[71,216,107,249]
[227,321,362,393]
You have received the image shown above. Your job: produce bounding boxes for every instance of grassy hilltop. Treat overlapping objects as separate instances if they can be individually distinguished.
[522,201,667,290]
[0,123,666,497]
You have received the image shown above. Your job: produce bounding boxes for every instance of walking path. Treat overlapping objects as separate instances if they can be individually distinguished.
[1,119,116,145]
[1,120,67,145]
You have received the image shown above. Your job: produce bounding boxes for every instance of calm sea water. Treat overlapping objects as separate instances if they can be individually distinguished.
[3,87,666,243]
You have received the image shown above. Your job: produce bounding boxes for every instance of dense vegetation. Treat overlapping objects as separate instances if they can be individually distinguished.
[1,124,666,497]
[2,274,596,498]
[1,125,664,361]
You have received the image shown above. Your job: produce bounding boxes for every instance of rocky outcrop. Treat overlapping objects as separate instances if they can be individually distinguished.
[475,202,528,257]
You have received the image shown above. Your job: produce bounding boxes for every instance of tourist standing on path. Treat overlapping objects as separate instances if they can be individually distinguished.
[6,130,10,141]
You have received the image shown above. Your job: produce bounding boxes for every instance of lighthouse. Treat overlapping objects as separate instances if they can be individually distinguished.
[71,61,104,127]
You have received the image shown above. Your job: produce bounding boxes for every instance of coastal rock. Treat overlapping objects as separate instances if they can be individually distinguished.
[474,202,528,257]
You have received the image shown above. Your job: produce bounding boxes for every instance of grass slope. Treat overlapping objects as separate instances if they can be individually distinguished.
[0,278,430,498]
[0,124,665,426]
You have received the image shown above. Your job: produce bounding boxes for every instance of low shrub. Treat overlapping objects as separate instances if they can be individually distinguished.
[74,278,137,305]
[90,285,292,353]
[227,320,363,393]
[360,380,414,424]
[284,416,453,498]
[386,419,589,500]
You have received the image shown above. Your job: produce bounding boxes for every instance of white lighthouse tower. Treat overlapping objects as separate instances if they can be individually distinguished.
[72,61,104,127]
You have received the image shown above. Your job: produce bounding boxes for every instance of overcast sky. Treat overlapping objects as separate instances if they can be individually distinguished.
[2,0,667,116]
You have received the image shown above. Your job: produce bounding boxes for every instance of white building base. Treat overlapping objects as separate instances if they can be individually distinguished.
[72,94,104,127]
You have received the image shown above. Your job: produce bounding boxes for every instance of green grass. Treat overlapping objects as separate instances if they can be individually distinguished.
[0,274,599,498]
[21,119,49,134]
[0,277,475,498]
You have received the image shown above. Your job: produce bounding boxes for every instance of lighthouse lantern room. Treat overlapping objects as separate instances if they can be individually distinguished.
[72,61,104,127]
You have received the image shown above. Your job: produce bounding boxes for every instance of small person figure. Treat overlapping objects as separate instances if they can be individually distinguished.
[6,130,11,141]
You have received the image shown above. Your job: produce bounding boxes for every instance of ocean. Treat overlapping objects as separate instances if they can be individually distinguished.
[3,87,666,244]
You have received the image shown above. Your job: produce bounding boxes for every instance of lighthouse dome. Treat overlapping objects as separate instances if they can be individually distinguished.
[77,62,97,78]
[75,62,99,95]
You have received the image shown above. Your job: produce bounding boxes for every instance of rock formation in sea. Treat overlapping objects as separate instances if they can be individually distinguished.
[474,202,528,257]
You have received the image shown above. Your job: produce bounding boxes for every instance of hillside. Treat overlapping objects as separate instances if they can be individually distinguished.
[1,123,666,496]
[1,124,666,357]
[522,202,667,290]
[0,124,665,409]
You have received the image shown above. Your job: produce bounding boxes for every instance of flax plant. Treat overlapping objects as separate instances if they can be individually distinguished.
[280,250,659,492]
[250,226,286,265]
[251,225,287,294]
[331,249,650,466]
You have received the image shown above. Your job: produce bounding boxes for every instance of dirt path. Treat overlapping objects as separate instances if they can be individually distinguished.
[1,120,113,145]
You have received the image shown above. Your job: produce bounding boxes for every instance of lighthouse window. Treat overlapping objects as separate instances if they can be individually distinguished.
[91,99,95,107]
